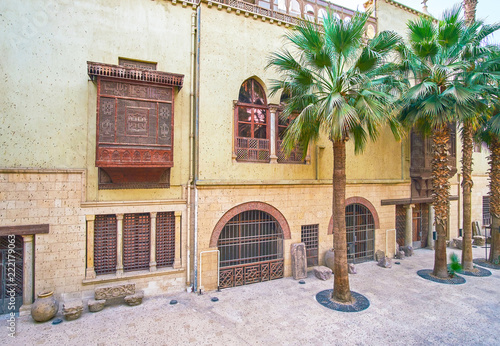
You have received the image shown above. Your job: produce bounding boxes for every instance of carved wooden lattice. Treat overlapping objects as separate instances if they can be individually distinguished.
[123,213,150,272]
[94,215,117,275]
[218,259,284,289]
[236,137,270,162]
[395,205,406,247]
[156,212,175,268]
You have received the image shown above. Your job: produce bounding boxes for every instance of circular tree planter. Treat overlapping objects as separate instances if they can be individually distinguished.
[458,266,492,277]
[316,290,370,312]
[417,269,466,284]
[473,258,500,270]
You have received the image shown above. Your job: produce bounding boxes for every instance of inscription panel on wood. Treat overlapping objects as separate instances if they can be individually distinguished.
[96,78,174,167]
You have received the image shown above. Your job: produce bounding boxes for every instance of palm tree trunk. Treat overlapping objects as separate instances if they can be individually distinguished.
[461,122,474,271]
[332,139,351,303]
[461,0,477,271]
[432,125,451,278]
[463,0,478,24]
[488,137,500,262]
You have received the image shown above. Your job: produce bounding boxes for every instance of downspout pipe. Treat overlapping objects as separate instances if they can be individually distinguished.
[193,3,201,292]
[186,9,197,290]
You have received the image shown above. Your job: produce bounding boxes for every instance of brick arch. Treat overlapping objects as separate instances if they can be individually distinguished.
[328,196,380,234]
[209,202,291,247]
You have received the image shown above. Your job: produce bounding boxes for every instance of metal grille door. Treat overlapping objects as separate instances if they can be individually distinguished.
[0,236,23,314]
[218,210,284,288]
[301,224,319,267]
[345,204,375,262]
[156,212,175,268]
[123,213,150,272]
[94,215,117,275]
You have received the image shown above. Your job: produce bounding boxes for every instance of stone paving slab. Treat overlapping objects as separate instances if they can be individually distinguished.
[3,247,499,345]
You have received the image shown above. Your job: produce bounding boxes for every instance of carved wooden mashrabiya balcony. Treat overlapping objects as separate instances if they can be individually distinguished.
[88,61,184,188]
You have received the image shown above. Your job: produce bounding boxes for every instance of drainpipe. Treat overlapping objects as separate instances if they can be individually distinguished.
[186,9,197,289]
[193,4,201,292]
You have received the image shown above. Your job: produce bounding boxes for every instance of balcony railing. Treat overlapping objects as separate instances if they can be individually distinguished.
[277,140,304,164]
[236,137,270,162]
[206,0,377,34]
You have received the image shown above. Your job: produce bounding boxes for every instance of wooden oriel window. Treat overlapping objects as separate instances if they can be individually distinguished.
[234,79,270,162]
[87,61,184,189]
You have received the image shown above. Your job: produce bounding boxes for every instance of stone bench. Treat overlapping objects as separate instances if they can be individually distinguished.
[89,283,143,312]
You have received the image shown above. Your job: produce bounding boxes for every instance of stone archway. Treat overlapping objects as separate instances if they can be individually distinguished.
[210,202,291,288]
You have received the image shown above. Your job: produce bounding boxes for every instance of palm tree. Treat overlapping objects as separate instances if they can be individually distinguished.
[475,53,500,264]
[396,6,486,278]
[267,12,403,303]
[459,2,500,271]
[460,0,479,272]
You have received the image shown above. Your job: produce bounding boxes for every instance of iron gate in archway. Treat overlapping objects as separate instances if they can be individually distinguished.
[218,210,284,288]
[346,203,375,262]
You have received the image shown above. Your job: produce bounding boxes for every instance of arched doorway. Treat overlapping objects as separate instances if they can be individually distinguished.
[217,210,284,288]
[345,203,375,262]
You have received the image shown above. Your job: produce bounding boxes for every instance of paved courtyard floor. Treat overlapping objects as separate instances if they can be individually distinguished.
[3,247,499,345]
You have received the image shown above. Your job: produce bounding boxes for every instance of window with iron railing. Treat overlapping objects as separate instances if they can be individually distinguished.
[234,78,270,162]
[93,212,175,275]
[483,196,491,227]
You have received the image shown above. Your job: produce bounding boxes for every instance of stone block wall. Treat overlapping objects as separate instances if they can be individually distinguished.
[0,170,86,297]
[196,181,411,288]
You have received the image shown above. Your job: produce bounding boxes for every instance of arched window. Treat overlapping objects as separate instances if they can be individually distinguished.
[276,93,304,163]
[235,79,270,162]
[218,210,284,288]
[318,9,327,23]
[304,4,315,22]
[289,0,301,16]
[274,0,286,12]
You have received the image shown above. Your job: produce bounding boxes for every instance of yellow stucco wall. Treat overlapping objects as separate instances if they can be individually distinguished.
[197,3,405,184]
[1,0,193,202]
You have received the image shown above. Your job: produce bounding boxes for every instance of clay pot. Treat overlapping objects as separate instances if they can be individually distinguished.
[324,248,335,273]
[31,291,58,322]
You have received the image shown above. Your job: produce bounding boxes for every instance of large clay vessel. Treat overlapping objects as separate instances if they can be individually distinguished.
[324,249,335,273]
[31,291,58,322]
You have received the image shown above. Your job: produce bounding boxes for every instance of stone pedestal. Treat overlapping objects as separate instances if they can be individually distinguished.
[291,243,307,280]
[62,300,83,321]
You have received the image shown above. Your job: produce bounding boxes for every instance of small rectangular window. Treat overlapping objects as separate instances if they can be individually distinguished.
[94,215,117,275]
[123,213,151,272]
[156,212,176,268]
[301,224,319,267]
[483,196,491,226]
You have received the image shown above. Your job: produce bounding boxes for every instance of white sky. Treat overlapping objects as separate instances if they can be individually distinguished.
[335,0,500,24]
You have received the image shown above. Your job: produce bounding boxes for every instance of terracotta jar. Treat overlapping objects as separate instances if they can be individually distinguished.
[31,291,58,322]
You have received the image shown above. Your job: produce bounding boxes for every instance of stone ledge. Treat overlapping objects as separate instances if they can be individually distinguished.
[82,268,185,285]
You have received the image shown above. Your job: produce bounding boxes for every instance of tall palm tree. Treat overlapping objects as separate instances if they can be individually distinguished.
[459,2,500,271]
[396,6,484,278]
[475,53,500,264]
[267,12,403,303]
[460,0,479,272]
